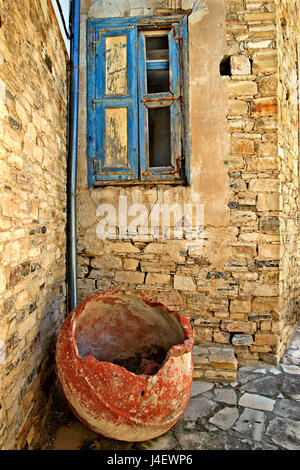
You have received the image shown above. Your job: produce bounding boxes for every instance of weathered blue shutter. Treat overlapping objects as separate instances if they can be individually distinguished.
[176,16,190,184]
[138,19,187,182]
[87,22,138,186]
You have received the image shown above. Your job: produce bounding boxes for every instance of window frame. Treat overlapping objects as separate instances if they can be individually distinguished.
[87,15,190,187]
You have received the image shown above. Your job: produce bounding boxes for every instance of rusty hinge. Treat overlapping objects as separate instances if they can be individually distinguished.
[89,28,95,56]
[171,23,183,49]
[93,159,100,175]
[90,40,100,55]
[142,156,184,176]
[89,30,102,56]
[171,24,179,40]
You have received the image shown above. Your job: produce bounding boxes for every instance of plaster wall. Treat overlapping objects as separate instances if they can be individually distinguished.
[77,0,300,374]
[77,0,235,378]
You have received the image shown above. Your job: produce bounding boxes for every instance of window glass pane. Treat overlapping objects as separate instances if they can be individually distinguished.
[148,107,171,167]
[146,36,169,60]
[146,35,169,93]
[147,69,169,94]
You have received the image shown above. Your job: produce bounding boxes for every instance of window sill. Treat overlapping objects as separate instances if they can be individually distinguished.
[91,179,187,188]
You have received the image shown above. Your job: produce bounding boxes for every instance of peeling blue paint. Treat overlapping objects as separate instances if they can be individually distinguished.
[87,16,189,187]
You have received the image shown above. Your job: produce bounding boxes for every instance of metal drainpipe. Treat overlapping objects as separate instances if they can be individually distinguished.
[67,0,80,312]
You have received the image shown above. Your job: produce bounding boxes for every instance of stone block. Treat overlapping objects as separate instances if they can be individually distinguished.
[243,282,279,297]
[246,40,273,50]
[230,211,257,226]
[244,12,276,22]
[255,333,278,346]
[193,369,204,379]
[17,312,37,338]
[257,142,277,156]
[221,320,257,334]
[257,244,280,260]
[114,271,145,284]
[123,258,139,271]
[246,157,277,171]
[259,74,277,96]
[248,178,279,192]
[210,350,238,370]
[228,99,248,116]
[259,216,279,232]
[174,275,196,291]
[145,273,172,286]
[194,327,213,343]
[257,193,279,212]
[140,261,175,273]
[110,242,140,254]
[2,240,21,265]
[230,299,251,313]
[213,331,230,344]
[90,254,122,270]
[251,97,278,117]
[252,297,280,315]
[261,320,272,331]
[227,80,258,97]
[252,50,277,73]
[230,55,251,75]
[256,117,277,131]
[143,243,165,254]
[89,269,114,280]
[231,138,255,155]
[204,370,237,382]
[232,334,253,346]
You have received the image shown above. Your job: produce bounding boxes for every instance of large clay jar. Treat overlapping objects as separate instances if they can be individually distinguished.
[56,291,194,442]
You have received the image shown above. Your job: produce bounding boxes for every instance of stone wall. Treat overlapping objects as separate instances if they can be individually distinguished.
[77,0,299,379]
[276,0,300,359]
[224,0,280,365]
[0,0,68,449]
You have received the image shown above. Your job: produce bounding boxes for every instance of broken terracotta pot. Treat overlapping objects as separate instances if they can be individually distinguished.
[56,290,194,442]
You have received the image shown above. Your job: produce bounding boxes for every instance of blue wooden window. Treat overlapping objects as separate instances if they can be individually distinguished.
[87,16,189,187]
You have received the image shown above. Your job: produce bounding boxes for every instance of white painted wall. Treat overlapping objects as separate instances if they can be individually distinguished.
[51,0,71,56]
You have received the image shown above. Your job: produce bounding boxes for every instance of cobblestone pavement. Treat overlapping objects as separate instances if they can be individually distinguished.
[40,324,300,451]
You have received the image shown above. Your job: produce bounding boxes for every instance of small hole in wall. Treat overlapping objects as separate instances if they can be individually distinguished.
[141,391,145,396]
[286,89,290,101]
[220,56,231,77]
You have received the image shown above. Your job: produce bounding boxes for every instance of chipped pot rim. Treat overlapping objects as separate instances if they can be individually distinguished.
[67,290,194,373]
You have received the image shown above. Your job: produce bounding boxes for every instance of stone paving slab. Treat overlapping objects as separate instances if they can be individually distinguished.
[233,409,265,442]
[238,393,276,411]
[39,324,300,451]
